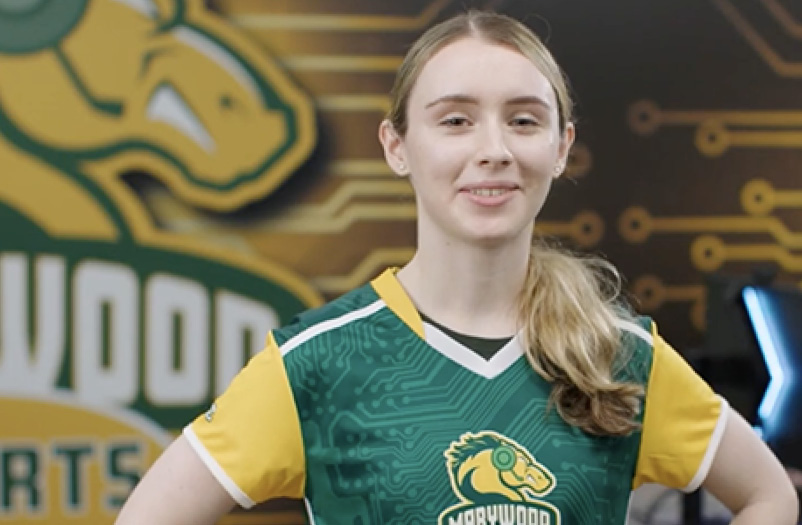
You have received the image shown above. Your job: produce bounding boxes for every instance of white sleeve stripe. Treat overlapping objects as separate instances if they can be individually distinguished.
[182,426,256,509]
[615,318,654,346]
[304,498,317,525]
[682,396,730,493]
[280,299,386,356]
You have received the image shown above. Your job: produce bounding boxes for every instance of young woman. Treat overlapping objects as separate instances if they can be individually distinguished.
[116,10,799,524]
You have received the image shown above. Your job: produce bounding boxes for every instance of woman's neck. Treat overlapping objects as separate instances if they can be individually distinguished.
[396,235,530,338]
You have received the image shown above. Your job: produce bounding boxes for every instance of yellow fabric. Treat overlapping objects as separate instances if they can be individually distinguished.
[633,322,724,491]
[371,267,425,338]
[189,332,306,503]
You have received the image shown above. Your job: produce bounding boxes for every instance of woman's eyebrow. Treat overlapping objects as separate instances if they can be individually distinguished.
[506,96,552,109]
[424,94,552,110]
[424,94,478,109]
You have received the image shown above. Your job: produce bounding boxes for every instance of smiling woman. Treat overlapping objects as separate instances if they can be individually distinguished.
[380,36,569,251]
[114,10,799,525]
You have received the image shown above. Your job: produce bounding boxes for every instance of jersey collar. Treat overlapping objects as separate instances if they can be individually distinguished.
[370,268,524,378]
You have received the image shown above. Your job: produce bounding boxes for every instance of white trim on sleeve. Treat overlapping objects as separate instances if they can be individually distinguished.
[182,425,256,509]
[682,396,730,493]
[304,498,317,524]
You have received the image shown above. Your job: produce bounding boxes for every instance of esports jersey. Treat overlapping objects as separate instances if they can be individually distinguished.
[185,268,727,524]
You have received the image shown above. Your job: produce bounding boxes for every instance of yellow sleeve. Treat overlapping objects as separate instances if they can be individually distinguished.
[183,332,305,508]
[632,322,728,492]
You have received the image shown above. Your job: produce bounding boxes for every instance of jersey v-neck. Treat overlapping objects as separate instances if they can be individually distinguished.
[370,268,525,379]
[418,312,512,360]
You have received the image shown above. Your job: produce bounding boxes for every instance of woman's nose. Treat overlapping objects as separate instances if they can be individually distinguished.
[476,125,513,168]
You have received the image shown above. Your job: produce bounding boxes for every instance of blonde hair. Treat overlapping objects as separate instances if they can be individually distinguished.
[388,11,643,436]
[520,241,643,436]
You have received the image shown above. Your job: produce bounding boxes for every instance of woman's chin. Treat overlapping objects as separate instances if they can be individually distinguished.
[461,228,530,249]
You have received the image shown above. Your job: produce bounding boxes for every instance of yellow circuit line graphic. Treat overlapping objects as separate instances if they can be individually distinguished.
[312,247,416,292]
[740,179,802,215]
[619,206,802,247]
[630,100,802,132]
[692,235,802,272]
[260,203,418,233]
[331,159,395,177]
[276,180,414,219]
[761,0,802,39]
[631,275,706,330]
[282,55,403,72]
[629,100,802,155]
[230,0,451,31]
[311,211,605,292]
[713,0,802,78]
[317,94,391,113]
[633,1,802,154]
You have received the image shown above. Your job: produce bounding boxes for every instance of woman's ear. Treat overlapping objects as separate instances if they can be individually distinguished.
[554,122,576,178]
[378,120,409,176]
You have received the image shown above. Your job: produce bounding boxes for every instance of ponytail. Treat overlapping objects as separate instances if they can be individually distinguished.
[518,240,643,436]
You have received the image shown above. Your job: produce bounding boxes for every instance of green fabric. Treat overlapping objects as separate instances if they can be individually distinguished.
[272,282,655,524]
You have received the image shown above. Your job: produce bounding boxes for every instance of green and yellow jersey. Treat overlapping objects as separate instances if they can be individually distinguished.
[185,268,726,524]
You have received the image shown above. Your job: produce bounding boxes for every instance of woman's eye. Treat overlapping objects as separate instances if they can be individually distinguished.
[511,117,538,127]
[441,116,469,127]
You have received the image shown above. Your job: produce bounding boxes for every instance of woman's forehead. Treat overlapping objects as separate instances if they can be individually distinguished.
[409,37,556,107]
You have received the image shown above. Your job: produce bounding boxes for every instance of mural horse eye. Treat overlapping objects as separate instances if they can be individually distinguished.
[0,0,123,114]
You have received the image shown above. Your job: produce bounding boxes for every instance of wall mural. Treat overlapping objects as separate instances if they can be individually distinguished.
[1,0,800,523]
[626,0,802,330]
[0,0,319,522]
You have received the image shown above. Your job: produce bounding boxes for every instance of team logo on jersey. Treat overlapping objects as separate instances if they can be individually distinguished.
[204,403,217,422]
[438,431,561,525]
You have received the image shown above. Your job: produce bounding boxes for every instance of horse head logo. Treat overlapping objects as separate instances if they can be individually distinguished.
[0,0,315,218]
[445,431,556,504]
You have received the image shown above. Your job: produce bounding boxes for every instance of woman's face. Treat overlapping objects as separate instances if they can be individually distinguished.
[380,36,574,248]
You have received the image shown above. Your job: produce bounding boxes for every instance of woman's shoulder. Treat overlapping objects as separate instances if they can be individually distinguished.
[615,314,654,347]
[271,280,385,351]
[614,314,655,385]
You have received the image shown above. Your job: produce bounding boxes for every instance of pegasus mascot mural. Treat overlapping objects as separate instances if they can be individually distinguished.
[0,0,319,522]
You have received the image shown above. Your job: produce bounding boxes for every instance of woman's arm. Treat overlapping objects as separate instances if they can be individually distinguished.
[115,435,236,525]
[702,407,799,524]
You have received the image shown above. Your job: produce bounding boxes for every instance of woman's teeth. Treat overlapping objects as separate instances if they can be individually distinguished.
[469,188,508,196]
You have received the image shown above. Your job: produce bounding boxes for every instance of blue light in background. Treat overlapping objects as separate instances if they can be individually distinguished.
[742,286,796,439]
